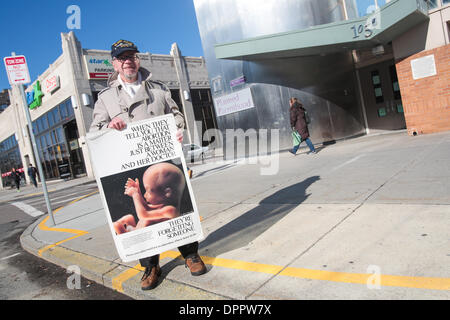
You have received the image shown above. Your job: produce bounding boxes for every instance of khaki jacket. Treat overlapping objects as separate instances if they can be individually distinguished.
[89,67,184,131]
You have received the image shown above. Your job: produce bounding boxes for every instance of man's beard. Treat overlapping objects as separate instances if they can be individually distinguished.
[124,72,138,81]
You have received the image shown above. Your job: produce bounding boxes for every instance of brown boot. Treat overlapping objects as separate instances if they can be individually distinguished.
[141,265,161,290]
[185,254,207,276]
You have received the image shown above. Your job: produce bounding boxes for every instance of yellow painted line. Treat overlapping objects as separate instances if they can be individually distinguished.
[279,267,450,291]
[112,250,450,292]
[202,256,283,274]
[112,264,144,292]
[37,190,98,257]
[112,250,183,292]
[34,188,450,293]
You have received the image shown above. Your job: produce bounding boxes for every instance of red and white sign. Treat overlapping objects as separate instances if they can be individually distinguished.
[3,55,31,85]
[83,54,115,79]
[44,74,60,94]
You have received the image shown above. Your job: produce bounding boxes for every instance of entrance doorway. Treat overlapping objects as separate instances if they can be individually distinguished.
[359,59,406,132]
[63,119,86,177]
[190,89,218,146]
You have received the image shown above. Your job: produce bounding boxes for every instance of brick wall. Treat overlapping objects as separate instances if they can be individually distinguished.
[395,44,450,135]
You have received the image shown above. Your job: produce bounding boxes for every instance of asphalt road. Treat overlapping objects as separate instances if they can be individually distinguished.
[0,183,132,300]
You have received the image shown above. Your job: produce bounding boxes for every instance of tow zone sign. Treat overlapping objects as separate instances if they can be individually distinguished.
[4,55,31,85]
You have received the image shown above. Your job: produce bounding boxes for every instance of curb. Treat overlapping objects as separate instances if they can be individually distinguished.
[20,216,227,300]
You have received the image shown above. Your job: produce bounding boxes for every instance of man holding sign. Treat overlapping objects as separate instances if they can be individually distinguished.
[90,39,206,291]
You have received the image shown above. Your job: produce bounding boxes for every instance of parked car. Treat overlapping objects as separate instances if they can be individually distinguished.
[183,144,210,162]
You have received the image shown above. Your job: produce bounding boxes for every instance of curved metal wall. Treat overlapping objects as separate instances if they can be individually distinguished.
[193,0,366,153]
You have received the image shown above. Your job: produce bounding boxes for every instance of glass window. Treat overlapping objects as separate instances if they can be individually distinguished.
[41,115,49,131]
[48,110,55,127]
[53,107,61,123]
[50,130,57,145]
[32,121,38,135]
[56,127,64,143]
[40,135,47,148]
[60,103,68,119]
[389,65,402,100]
[36,137,41,151]
[444,0,450,4]
[426,0,439,9]
[37,118,43,133]
[66,99,74,117]
[371,70,384,104]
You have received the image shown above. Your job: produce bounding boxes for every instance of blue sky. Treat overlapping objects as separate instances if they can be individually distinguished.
[0,0,388,92]
[0,0,204,91]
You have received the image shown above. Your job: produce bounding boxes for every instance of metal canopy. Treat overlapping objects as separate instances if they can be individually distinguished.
[214,0,429,60]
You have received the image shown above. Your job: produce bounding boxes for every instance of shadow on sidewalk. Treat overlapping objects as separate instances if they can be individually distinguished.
[198,175,320,258]
[158,176,319,278]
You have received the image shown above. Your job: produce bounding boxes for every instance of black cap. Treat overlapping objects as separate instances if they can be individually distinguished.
[111,39,139,58]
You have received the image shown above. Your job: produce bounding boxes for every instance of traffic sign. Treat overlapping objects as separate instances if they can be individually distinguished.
[3,55,31,85]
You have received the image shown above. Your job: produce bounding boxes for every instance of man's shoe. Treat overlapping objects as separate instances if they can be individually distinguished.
[288,150,296,155]
[185,254,207,276]
[141,265,161,290]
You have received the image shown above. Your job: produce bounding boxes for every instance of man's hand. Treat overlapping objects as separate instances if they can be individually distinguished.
[176,129,183,143]
[108,117,126,130]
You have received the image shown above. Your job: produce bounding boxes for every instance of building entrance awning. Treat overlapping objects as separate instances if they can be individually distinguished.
[214,0,429,61]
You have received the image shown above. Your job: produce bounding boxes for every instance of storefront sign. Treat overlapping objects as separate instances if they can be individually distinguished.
[44,74,60,94]
[26,81,44,110]
[411,55,437,80]
[213,87,255,117]
[83,54,115,79]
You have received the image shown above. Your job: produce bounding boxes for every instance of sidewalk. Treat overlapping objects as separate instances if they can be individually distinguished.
[20,131,450,300]
[0,175,95,203]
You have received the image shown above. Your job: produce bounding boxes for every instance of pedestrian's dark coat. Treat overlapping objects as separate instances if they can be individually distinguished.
[290,101,310,140]
[12,170,21,183]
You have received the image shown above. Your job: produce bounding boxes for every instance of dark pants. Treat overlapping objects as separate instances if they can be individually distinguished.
[139,241,199,268]
[30,176,37,187]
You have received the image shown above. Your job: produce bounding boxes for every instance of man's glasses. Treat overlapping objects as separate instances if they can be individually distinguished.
[114,55,139,62]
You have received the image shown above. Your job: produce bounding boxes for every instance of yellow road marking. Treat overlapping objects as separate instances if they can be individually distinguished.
[111,251,450,293]
[37,190,98,257]
[112,264,143,292]
[35,189,450,293]
[279,267,450,291]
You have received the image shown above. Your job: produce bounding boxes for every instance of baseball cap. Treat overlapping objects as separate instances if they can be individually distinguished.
[111,39,139,58]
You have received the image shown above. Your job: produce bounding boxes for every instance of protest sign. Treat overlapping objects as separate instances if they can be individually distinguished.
[86,114,203,262]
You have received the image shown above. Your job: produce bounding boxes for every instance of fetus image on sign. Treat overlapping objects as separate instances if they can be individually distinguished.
[113,162,185,234]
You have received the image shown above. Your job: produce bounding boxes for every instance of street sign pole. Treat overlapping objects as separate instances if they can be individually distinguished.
[7,52,56,226]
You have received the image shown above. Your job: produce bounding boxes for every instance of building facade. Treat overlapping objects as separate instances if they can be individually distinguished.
[0,32,214,188]
[193,0,450,154]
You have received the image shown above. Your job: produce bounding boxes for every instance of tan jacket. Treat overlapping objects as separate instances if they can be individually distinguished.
[89,67,184,131]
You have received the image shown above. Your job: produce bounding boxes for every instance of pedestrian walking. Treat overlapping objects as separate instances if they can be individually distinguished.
[27,164,38,188]
[11,167,21,192]
[289,97,316,155]
[90,39,207,291]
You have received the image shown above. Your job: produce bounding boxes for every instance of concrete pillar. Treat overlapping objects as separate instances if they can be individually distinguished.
[170,43,202,145]
[61,32,95,179]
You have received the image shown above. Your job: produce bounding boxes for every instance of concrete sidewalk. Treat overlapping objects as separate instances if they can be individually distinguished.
[20,131,450,300]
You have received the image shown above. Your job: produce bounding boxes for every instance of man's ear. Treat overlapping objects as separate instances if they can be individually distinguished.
[164,187,172,199]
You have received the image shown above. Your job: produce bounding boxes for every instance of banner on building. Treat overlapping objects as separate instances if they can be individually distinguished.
[213,87,255,117]
[83,54,115,79]
[86,114,203,262]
